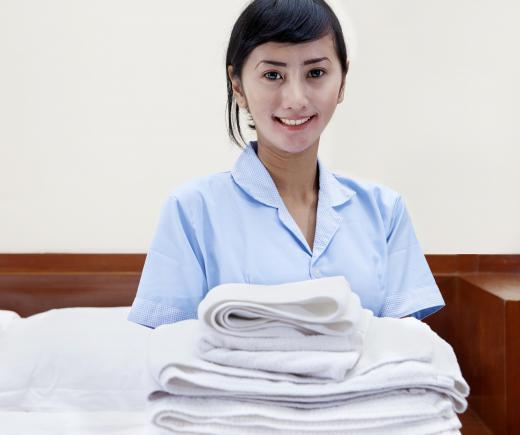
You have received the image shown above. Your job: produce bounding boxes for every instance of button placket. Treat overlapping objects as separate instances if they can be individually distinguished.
[310,255,321,278]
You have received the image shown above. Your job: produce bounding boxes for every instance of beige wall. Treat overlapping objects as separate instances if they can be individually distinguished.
[0,0,518,253]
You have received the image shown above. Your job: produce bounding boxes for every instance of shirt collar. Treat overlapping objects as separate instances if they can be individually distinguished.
[231,140,356,209]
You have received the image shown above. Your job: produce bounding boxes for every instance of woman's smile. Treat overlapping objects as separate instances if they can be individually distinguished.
[274,114,317,132]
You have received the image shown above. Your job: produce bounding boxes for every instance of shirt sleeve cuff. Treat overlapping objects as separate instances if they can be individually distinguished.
[379,287,446,320]
[127,297,197,328]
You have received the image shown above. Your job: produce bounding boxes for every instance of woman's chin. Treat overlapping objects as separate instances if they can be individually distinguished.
[266,139,318,155]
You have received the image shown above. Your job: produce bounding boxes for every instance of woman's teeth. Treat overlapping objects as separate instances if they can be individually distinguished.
[278,116,312,126]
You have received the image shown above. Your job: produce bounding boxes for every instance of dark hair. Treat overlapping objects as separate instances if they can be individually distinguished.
[225,0,349,149]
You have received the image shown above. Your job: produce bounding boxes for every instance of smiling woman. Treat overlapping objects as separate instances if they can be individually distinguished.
[225,0,348,152]
[127,0,445,329]
[228,35,343,154]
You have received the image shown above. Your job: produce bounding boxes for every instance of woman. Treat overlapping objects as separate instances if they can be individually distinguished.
[128,0,444,328]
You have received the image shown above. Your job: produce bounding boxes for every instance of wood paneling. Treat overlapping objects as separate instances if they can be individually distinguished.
[426,272,520,435]
[426,254,480,273]
[0,272,140,317]
[506,301,520,434]
[479,256,520,273]
[0,253,145,272]
[1,254,518,274]
[457,278,507,435]
[426,254,520,274]
[423,275,458,348]
[460,407,494,435]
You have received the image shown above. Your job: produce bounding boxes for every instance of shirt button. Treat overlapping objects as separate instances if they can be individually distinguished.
[313,268,321,277]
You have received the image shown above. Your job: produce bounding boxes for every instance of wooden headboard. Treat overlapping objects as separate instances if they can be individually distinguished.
[0,254,145,317]
[1,253,518,317]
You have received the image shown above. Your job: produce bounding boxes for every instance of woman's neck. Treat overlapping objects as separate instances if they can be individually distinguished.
[255,140,319,205]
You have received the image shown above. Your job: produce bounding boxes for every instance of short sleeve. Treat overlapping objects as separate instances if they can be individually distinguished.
[378,195,445,320]
[127,195,207,328]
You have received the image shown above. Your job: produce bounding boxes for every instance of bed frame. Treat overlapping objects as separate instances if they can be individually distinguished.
[0,254,144,317]
[1,253,519,434]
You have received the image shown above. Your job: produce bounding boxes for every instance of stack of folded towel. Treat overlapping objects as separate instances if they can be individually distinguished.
[146,276,469,434]
[196,277,371,382]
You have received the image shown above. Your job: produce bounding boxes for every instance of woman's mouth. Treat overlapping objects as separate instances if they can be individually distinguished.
[274,115,316,131]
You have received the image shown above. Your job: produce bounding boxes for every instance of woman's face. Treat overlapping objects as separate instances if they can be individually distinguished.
[228,33,345,155]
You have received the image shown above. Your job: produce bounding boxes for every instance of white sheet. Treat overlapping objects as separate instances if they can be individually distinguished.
[0,307,152,411]
[0,410,150,435]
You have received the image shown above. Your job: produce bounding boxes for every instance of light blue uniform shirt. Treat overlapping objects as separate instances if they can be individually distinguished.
[128,141,444,328]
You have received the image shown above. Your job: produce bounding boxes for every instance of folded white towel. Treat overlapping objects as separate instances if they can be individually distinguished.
[148,389,462,434]
[196,276,370,380]
[196,312,372,381]
[198,326,362,352]
[197,276,365,339]
[196,345,362,381]
[148,317,468,412]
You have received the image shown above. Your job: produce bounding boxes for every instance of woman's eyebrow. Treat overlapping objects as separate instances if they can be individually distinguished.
[255,57,330,69]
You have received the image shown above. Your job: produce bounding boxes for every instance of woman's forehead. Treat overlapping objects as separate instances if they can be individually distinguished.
[247,34,336,66]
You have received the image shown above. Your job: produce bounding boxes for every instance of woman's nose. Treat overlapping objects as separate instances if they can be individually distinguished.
[281,78,309,110]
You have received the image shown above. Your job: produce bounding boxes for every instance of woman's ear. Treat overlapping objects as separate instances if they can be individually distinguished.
[227,65,248,109]
[337,79,346,104]
[337,61,349,104]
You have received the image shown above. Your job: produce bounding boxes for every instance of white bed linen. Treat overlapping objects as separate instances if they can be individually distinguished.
[0,410,150,435]
[0,307,152,411]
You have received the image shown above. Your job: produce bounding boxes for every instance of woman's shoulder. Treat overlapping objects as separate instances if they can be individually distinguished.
[331,171,402,207]
[329,171,404,231]
[164,170,234,209]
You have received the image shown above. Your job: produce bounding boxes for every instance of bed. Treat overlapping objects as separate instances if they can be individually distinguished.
[0,410,149,435]
[0,254,156,434]
[0,306,157,435]
[0,253,508,434]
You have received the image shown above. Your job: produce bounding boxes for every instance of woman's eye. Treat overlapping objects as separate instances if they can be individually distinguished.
[263,69,325,81]
[309,69,325,78]
[264,71,282,80]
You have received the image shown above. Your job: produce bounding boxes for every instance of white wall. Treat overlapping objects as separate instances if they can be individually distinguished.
[331,0,520,253]
[0,0,518,253]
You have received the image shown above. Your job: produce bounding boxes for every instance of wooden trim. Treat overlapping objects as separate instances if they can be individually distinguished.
[478,255,520,273]
[0,254,145,317]
[425,254,479,273]
[427,254,520,273]
[0,254,145,272]
[505,301,520,434]
[0,254,518,318]
[0,273,141,317]
[0,254,519,273]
